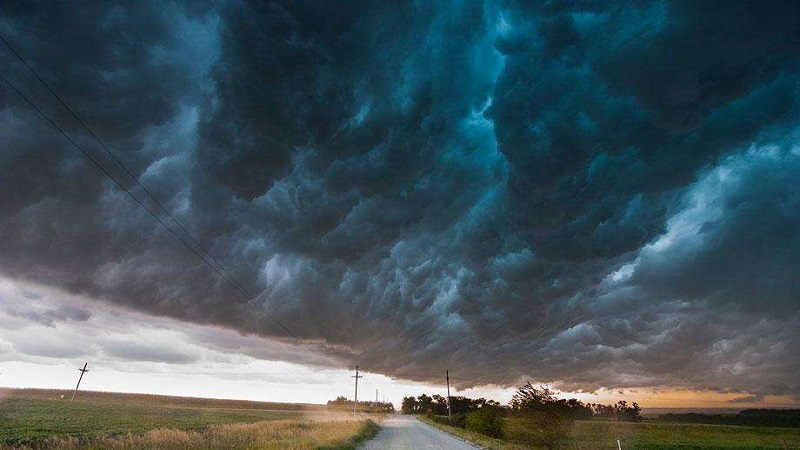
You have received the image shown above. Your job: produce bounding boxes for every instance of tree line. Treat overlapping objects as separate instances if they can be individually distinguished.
[510,383,642,422]
[327,396,395,413]
[402,383,641,422]
[402,382,642,449]
[401,394,501,415]
[658,409,800,428]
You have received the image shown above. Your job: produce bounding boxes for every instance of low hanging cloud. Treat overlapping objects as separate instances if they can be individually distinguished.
[0,277,342,369]
[0,0,798,400]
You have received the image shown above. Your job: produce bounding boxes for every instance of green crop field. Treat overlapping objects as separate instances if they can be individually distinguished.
[422,415,800,450]
[0,388,371,449]
[569,420,800,450]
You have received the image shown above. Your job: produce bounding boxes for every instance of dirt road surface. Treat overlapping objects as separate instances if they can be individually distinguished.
[360,414,479,449]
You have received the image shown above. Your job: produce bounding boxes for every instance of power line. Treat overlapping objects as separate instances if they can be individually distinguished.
[0,33,259,308]
[0,38,297,339]
[0,33,253,299]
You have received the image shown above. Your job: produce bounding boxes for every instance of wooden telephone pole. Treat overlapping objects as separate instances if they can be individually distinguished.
[71,362,89,401]
[352,365,362,416]
[446,369,452,421]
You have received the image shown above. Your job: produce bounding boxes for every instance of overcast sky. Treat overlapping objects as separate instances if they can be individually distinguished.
[0,1,798,408]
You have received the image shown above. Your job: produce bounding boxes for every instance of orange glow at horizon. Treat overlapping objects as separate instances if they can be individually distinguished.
[563,388,800,409]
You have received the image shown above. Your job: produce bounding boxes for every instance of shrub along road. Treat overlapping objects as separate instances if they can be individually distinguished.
[360,415,479,449]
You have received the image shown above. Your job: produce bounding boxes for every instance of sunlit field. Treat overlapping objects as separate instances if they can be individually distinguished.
[0,389,378,449]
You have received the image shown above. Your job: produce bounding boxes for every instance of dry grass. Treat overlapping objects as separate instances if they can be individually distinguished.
[16,419,379,450]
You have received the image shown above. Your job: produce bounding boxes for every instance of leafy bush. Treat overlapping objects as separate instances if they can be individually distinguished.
[429,412,469,428]
[465,407,504,438]
[449,412,468,428]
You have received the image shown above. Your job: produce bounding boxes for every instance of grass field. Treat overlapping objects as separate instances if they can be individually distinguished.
[0,389,378,449]
[421,415,800,450]
[20,420,379,450]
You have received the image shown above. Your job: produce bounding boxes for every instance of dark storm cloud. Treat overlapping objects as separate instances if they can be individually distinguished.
[1,0,798,400]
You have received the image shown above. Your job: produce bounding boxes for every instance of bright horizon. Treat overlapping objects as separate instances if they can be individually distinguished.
[1,277,796,410]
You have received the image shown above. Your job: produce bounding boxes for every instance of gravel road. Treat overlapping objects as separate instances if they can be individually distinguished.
[360,414,480,449]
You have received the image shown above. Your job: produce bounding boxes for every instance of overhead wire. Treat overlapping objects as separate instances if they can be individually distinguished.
[0,33,259,296]
[0,33,251,295]
[0,35,297,339]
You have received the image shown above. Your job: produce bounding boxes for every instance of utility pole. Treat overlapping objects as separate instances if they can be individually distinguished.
[352,365,362,417]
[375,389,378,412]
[71,362,89,401]
[446,369,452,421]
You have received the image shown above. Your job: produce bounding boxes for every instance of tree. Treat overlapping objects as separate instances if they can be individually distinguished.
[563,398,593,420]
[327,396,349,406]
[615,401,642,422]
[417,394,434,414]
[401,396,418,414]
[510,383,559,411]
[591,403,616,419]
[590,401,643,421]
[432,394,449,415]
[450,396,480,414]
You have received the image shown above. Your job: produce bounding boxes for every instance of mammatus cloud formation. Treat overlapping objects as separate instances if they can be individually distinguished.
[1,1,798,401]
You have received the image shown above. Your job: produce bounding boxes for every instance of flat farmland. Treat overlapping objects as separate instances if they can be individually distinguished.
[569,420,800,450]
[0,389,376,449]
[421,415,800,450]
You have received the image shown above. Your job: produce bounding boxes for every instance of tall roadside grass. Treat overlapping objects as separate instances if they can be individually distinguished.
[419,416,528,450]
[16,419,379,450]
